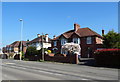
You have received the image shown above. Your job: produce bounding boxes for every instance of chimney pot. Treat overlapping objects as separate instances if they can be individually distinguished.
[53,35,56,39]
[102,29,104,36]
[45,34,48,42]
[74,23,80,31]
[37,34,40,37]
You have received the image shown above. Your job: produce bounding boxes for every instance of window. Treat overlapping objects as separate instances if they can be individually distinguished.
[9,47,11,50]
[61,49,68,55]
[86,37,92,44]
[7,47,9,50]
[36,43,40,47]
[61,39,67,45]
[54,41,57,46]
[73,38,80,44]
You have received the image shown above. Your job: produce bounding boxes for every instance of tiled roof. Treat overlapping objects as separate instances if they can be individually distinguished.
[13,41,20,47]
[22,41,28,46]
[7,41,28,47]
[76,28,102,37]
[52,35,60,40]
[52,27,102,40]
[6,45,12,47]
[28,35,51,44]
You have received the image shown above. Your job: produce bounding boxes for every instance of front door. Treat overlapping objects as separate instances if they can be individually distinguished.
[87,47,92,58]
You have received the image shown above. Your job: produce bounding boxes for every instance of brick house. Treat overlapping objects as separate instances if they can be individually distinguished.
[3,41,28,54]
[27,34,51,50]
[51,23,103,58]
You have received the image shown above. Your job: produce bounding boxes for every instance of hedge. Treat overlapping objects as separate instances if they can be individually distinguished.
[94,49,120,67]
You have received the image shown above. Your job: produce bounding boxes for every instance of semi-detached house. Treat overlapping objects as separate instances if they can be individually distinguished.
[2,41,28,56]
[51,23,103,58]
[27,34,51,50]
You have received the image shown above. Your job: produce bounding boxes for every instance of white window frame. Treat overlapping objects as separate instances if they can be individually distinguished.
[73,38,80,44]
[86,37,92,44]
[36,42,40,47]
[61,49,68,55]
[7,47,9,51]
[61,39,67,45]
[54,41,57,46]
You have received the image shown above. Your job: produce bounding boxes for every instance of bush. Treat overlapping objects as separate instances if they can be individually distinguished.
[26,46,39,56]
[25,46,41,60]
[94,49,120,67]
[14,54,20,60]
[47,50,51,54]
[9,53,14,58]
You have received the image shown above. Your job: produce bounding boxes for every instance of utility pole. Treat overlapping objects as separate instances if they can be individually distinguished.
[42,33,44,61]
[19,19,23,61]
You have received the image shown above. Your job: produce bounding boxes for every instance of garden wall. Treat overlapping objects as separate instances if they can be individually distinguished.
[24,53,78,64]
[44,54,78,64]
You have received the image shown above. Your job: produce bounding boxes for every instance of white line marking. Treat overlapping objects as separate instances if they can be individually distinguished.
[38,70,62,76]
[4,63,15,65]
[81,78,89,80]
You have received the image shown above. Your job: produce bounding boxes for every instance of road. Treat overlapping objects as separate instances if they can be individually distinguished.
[1,59,119,81]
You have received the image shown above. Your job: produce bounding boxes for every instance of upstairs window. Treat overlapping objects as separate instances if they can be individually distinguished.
[86,37,92,44]
[54,41,57,46]
[73,38,80,44]
[36,43,40,47]
[61,39,67,45]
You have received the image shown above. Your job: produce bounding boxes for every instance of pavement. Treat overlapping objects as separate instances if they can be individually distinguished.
[0,59,119,81]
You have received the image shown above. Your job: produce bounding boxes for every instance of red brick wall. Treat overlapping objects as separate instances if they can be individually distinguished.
[51,34,103,58]
[44,54,78,64]
[80,36,103,58]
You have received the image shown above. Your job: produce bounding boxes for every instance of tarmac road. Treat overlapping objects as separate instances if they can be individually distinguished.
[1,59,119,81]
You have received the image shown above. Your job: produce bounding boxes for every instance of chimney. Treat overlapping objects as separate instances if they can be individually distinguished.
[37,34,40,37]
[45,34,48,42]
[74,23,80,31]
[53,35,56,39]
[102,29,104,36]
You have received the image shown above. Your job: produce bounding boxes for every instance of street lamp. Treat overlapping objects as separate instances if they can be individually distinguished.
[42,33,44,61]
[19,19,23,61]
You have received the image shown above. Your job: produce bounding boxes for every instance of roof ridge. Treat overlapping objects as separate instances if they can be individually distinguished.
[87,27,101,36]
[74,31,81,37]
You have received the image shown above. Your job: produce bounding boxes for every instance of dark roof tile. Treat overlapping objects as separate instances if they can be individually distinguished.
[52,26,102,40]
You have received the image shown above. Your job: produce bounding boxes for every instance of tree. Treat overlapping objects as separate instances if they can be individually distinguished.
[25,46,39,56]
[103,30,120,49]
[62,42,81,55]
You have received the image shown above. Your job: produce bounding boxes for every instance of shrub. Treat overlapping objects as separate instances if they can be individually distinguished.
[26,46,40,56]
[47,50,51,54]
[9,53,14,58]
[25,46,41,60]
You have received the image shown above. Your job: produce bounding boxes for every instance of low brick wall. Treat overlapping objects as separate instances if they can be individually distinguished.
[25,54,42,61]
[44,54,78,64]
[25,53,78,64]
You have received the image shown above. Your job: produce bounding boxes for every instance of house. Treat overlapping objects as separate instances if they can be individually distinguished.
[2,47,7,53]
[51,23,103,58]
[0,48,3,54]
[3,41,28,55]
[27,34,51,50]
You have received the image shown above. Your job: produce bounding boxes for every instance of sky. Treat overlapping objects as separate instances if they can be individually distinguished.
[2,2,118,47]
